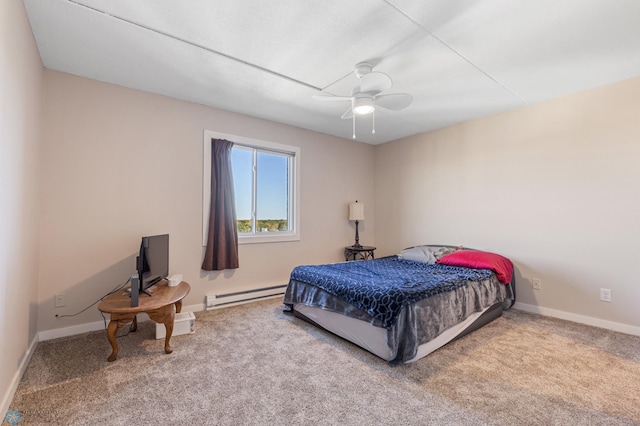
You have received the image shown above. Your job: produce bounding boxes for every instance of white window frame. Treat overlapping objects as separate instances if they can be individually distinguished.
[203,130,300,245]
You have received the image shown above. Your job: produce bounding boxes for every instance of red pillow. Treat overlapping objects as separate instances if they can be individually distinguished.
[437,250,513,284]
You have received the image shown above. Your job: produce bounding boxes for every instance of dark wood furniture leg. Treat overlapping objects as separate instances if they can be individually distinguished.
[148,305,175,355]
[106,319,119,362]
[163,313,174,354]
[106,313,136,362]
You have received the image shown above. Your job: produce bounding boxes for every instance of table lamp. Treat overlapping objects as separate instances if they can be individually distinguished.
[349,201,365,248]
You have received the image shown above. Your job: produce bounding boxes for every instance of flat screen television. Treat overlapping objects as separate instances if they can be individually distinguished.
[130,234,169,307]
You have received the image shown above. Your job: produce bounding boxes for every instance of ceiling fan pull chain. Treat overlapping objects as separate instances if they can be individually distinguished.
[352,99,356,139]
[372,110,376,134]
[352,114,356,139]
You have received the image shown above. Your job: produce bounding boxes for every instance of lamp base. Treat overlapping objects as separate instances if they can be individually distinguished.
[353,220,362,248]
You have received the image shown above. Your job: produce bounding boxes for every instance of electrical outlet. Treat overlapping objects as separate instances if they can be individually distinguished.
[600,288,612,303]
[531,278,542,290]
[54,293,66,308]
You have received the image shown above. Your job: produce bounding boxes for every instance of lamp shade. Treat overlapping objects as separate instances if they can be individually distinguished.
[349,202,365,221]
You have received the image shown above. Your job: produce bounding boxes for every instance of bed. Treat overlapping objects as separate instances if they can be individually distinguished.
[283,245,516,364]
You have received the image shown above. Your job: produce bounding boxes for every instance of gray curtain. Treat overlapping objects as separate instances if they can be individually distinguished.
[202,139,239,271]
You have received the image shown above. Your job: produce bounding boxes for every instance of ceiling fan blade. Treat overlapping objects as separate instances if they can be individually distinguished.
[375,93,413,111]
[313,94,353,102]
[360,71,392,93]
[341,108,354,119]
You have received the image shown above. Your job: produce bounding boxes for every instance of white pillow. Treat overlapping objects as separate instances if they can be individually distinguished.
[398,246,436,264]
[427,246,458,260]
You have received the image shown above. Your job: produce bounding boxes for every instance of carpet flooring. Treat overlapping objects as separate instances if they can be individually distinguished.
[6,299,640,425]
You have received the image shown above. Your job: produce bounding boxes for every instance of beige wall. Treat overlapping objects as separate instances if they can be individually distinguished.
[5,3,638,407]
[0,0,43,413]
[38,70,374,332]
[374,76,640,329]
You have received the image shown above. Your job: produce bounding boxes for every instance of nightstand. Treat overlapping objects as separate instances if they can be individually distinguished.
[344,245,376,261]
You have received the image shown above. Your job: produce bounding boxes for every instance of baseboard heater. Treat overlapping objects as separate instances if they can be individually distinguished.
[206,284,288,310]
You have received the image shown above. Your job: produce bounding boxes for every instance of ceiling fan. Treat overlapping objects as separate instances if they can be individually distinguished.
[314,62,413,138]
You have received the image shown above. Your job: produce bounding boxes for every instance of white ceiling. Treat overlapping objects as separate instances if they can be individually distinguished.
[23,0,640,144]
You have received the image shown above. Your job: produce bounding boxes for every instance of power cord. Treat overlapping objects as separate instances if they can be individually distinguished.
[55,276,131,320]
[56,276,139,337]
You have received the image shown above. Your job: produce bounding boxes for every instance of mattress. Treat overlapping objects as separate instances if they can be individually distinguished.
[293,302,499,362]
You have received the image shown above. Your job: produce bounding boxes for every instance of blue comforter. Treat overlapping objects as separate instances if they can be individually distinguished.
[289,256,494,328]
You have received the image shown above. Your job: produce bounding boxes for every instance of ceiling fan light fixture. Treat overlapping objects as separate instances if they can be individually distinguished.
[353,97,375,115]
[313,63,412,138]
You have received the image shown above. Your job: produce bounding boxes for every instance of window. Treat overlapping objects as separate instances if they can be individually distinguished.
[203,130,300,244]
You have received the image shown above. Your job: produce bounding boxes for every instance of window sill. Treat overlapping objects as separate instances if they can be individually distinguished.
[238,233,300,245]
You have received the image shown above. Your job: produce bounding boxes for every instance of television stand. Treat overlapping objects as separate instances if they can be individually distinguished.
[124,287,152,297]
[97,280,190,362]
[141,278,162,296]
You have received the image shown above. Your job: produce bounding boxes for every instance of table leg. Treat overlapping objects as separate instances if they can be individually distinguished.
[163,313,175,354]
[175,300,182,314]
[106,320,119,362]
[148,306,175,355]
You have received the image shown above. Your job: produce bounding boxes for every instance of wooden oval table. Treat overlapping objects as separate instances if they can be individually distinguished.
[98,280,190,362]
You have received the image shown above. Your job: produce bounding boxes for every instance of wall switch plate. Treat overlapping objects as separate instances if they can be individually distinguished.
[532,278,542,290]
[54,293,66,308]
[600,288,612,302]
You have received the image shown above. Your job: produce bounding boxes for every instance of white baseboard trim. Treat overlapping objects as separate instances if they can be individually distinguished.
[37,297,282,342]
[38,304,207,342]
[513,302,640,336]
[1,335,38,418]
[38,320,107,341]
